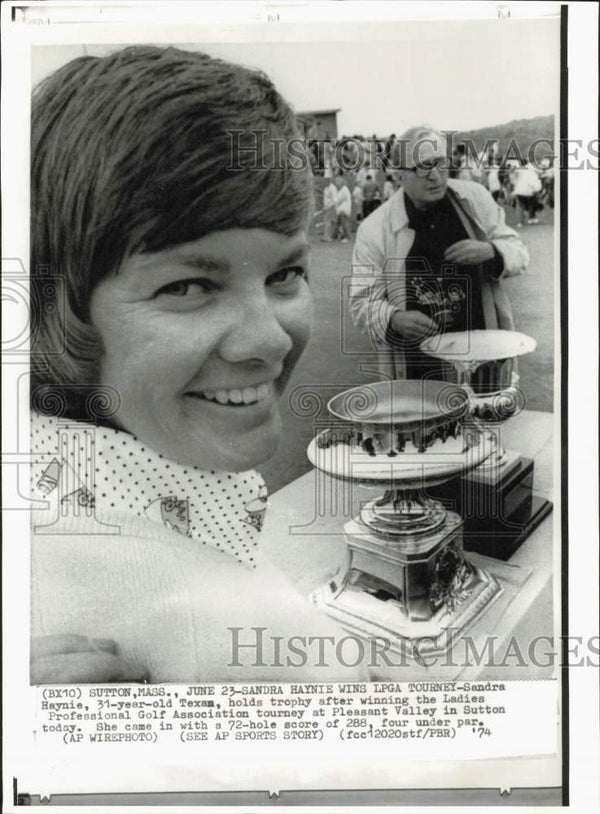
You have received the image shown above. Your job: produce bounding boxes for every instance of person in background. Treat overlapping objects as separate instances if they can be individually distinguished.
[500,157,517,206]
[448,143,466,179]
[486,160,502,203]
[333,174,352,242]
[349,125,528,380]
[323,138,335,178]
[352,179,364,226]
[310,139,323,173]
[359,135,373,168]
[362,173,381,218]
[383,133,396,170]
[511,159,543,226]
[539,157,555,209]
[355,161,369,189]
[322,175,338,241]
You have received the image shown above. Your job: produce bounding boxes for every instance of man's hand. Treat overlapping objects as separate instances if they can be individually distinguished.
[390,310,440,342]
[31,634,148,684]
[444,239,495,265]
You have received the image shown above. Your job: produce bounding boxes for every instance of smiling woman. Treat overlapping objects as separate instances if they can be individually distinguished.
[88,228,311,472]
[29,45,362,684]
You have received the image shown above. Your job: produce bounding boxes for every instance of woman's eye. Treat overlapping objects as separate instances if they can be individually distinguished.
[155,279,215,298]
[267,266,308,287]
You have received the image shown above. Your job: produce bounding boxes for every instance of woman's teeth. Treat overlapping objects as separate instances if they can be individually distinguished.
[199,383,272,406]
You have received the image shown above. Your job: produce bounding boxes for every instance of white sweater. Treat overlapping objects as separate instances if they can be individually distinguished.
[30,413,364,682]
[335,185,352,216]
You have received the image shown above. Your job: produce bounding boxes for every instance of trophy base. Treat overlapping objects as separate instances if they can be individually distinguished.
[430,454,553,561]
[311,511,503,660]
[311,565,502,660]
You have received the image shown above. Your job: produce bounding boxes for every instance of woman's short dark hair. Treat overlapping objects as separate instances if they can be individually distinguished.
[31,45,312,420]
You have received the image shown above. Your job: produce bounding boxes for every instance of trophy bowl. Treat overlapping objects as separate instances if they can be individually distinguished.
[420,330,536,468]
[307,379,491,538]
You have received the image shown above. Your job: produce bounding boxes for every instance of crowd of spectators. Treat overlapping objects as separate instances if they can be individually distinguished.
[312,134,555,241]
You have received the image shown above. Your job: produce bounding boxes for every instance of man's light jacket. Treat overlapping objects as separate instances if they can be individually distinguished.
[349,178,529,379]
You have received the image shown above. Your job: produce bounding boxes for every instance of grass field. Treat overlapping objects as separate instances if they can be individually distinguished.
[259,197,556,493]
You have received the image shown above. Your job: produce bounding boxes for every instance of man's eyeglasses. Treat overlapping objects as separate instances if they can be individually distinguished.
[404,158,448,178]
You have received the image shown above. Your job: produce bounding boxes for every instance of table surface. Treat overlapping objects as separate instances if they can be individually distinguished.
[263,410,557,680]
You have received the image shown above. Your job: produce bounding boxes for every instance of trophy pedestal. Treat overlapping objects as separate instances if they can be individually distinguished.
[311,510,502,660]
[430,452,553,561]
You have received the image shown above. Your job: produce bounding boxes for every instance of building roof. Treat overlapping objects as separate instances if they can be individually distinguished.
[297,109,341,117]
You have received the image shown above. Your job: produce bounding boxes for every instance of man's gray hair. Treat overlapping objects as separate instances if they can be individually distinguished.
[396,125,447,168]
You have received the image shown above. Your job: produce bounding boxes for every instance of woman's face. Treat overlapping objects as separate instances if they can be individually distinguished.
[89,228,312,471]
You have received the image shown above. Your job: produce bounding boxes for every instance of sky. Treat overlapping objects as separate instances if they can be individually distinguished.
[32,17,560,136]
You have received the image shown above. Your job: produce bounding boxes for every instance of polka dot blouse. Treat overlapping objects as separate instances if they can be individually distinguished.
[30,412,267,568]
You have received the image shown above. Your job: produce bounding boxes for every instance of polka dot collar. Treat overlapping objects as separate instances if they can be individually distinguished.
[31,412,267,568]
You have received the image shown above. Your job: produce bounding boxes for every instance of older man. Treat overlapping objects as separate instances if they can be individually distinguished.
[350,126,528,379]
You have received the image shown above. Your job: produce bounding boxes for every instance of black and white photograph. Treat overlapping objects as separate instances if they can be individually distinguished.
[2,0,598,809]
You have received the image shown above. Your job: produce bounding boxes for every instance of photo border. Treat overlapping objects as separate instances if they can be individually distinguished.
[3,0,597,809]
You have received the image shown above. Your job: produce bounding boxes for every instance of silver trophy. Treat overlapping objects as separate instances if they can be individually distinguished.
[308,379,503,659]
[419,330,552,559]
